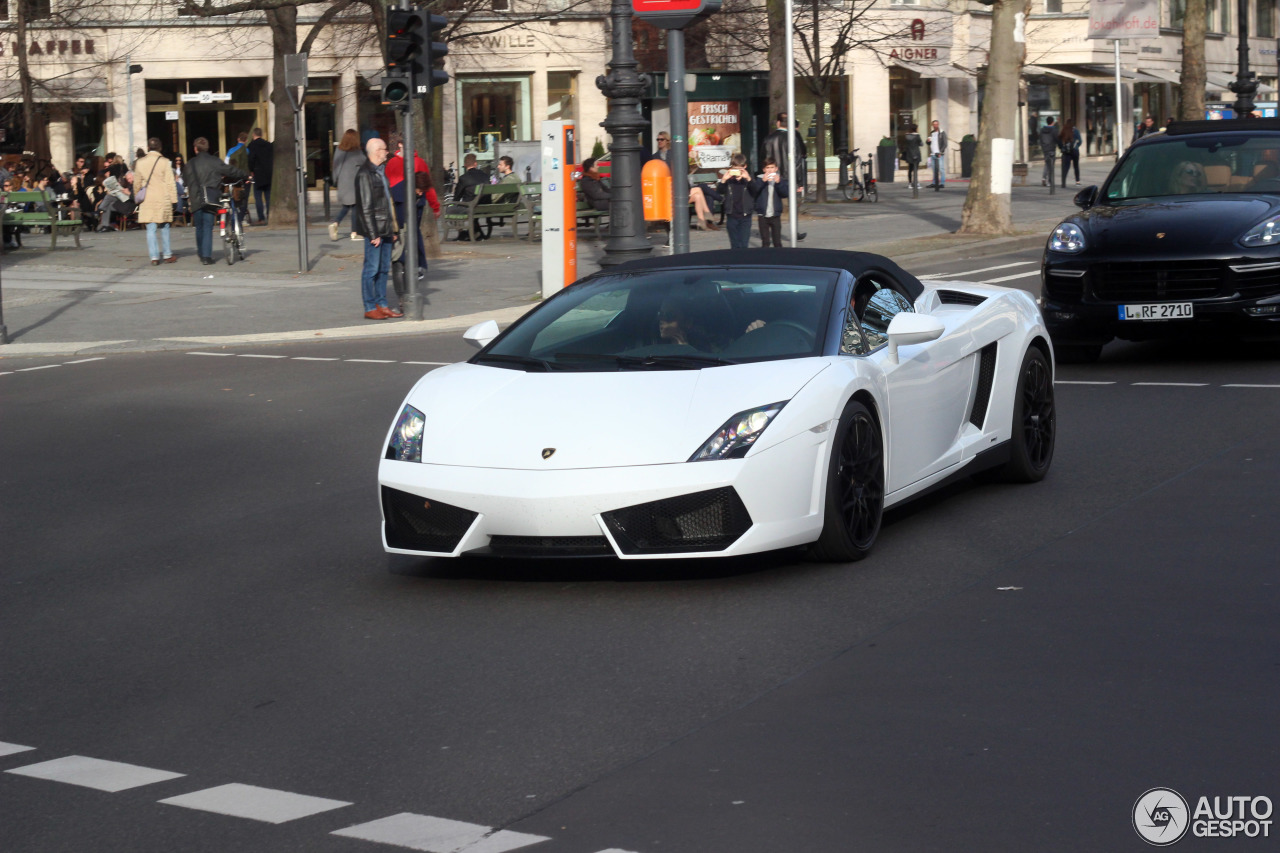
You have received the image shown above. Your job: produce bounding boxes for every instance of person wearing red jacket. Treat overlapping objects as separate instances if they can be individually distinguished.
[386,132,440,279]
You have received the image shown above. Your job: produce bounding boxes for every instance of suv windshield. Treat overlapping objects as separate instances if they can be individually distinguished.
[1103,133,1280,202]
[476,267,838,371]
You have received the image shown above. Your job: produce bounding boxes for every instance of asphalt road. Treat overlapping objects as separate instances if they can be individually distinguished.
[3,246,1278,852]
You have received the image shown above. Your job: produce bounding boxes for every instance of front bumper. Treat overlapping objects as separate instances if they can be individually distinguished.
[377,429,829,560]
[1041,255,1280,343]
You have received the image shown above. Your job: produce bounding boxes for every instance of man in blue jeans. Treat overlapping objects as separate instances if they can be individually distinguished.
[927,119,948,191]
[353,137,401,320]
[181,136,248,264]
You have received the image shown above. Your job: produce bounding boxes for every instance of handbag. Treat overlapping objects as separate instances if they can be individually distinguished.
[199,183,223,213]
[135,156,162,203]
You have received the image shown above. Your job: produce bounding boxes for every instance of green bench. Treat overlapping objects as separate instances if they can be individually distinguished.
[1,189,83,252]
[524,181,611,241]
[442,183,523,241]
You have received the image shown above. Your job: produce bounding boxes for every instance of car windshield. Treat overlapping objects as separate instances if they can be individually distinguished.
[476,267,838,371]
[1103,134,1280,202]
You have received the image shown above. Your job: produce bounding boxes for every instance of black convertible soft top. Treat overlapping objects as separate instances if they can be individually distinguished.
[598,247,925,301]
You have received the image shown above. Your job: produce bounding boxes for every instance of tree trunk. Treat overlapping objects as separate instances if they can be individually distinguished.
[14,0,51,162]
[959,0,1028,235]
[411,96,442,259]
[810,0,826,202]
[766,0,786,133]
[266,6,300,229]
[1179,0,1207,121]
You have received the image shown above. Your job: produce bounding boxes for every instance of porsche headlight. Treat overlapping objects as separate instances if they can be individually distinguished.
[689,401,787,462]
[386,404,426,462]
[1049,222,1086,253]
[1240,217,1280,247]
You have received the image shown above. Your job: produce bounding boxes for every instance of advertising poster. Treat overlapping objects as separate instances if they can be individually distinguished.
[688,101,741,168]
[1087,0,1160,39]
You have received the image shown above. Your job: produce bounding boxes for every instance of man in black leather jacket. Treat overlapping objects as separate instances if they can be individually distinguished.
[354,137,401,320]
[182,137,248,264]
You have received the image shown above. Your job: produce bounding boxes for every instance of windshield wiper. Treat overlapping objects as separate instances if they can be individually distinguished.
[471,353,552,372]
[555,352,738,369]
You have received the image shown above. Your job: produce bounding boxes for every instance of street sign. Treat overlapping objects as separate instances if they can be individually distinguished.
[631,0,720,30]
[179,91,232,103]
[165,110,178,120]
[284,53,309,89]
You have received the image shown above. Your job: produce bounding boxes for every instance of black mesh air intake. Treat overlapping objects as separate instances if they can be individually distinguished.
[382,486,478,553]
[488,535,615,558]
[938,289,988,306]
[602,487,752,555]
[969,342,998,428]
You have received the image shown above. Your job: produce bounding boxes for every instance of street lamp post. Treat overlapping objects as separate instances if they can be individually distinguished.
[595,0,653,266]
[1229,0,1258,117]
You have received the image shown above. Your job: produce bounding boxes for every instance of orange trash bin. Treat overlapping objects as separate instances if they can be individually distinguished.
[642,158,672,222]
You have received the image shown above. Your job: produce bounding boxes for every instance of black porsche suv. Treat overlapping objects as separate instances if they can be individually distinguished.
[1041,118,1280,362]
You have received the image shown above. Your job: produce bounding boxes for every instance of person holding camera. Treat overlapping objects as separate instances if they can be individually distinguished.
[717,152,755,249]
[751,158,788,248]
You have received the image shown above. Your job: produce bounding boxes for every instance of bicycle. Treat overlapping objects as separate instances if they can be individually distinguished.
[218,178,249,265]
[840,149,878,203]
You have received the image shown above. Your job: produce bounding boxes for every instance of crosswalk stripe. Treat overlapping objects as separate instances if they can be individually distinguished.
[237,354,288,359]
[159,783,351,824]
[1055,380,1116,385]
[332,813,549,852]
[1132,382,1209,387]
[64,357,107,364]
[6,755,184,792]
[16,364,60,371]
[919,261,1035,279]
[982,270,1040,283]
[1223,383,1280,388]
[403,361,453,366]
[346,358,397,363]
[186,351,234,357]
[0,741,36,757]
[292,357,341,361]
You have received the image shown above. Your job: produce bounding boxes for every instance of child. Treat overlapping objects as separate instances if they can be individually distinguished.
[717,152,754,249]
[751,158,788,248]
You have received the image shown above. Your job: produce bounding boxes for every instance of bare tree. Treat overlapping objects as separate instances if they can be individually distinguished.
[1178,0,1206,120]
[959,0,1030,235]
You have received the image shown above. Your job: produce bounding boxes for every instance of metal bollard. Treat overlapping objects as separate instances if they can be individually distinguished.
[323,177,331,220]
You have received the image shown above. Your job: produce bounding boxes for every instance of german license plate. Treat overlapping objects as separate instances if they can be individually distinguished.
[1119,302,1194,321]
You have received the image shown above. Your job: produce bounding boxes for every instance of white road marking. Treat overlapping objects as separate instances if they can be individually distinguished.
[64,357,106,364]
[403,361,453,366]
[0,371,12,376]
[919,261,1036,280]
[346,358,397,363]
[1132,382,1209,387]
[1223,383,1280,388]
[291,357,341,361]
[186,352,235,357]
[1055,380,1116,385]
[16,364,60,371]
[594,850,644,853]
[333,813,549,852]
[0,741,36,757]
[6,755,184,792]
[159,782,351,824]
[982,270,1041,283]
[237,354,288,359]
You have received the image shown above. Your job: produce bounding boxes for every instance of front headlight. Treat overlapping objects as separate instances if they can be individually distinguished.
[386,404,426,462]
[689,401,787,462]
[1049,222,1086,253]
[1240,217,1280,247]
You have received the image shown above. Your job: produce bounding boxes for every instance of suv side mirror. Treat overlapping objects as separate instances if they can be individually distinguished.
[1074,185,1098,209]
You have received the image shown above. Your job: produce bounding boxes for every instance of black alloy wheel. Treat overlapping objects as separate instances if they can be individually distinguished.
[1002,346,1056,482]
[808,400,885,562]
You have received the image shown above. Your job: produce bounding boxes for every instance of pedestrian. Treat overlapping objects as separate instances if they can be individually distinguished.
[651,132,671,163]
[718,152,754,249]
[385,131,438,277]
[226,131,251,225]
[329,129,366,241]
[751,157,787,248]
[135,137,178,265]
[446,152,492,241]
[182,136,248,265]
[353,136,401,320]
[901,124,923,189]
[927,119,948,190]
[1039,116,1059,187]
[1134,115,1156,141]
[763,113,807,201]
[1059,118,1082,187]
[246,127,273,224]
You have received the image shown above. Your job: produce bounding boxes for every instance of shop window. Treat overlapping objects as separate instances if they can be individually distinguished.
[492,0,510,9]
[457,76,532,163]
[1259,0,1276,38]
[145,80,187,105]
[1170,0,1185,26]
[547,71,577,122]
[1044,0,1062,11]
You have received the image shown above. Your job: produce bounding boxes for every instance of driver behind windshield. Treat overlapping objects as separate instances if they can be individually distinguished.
[1169,160,1207,195]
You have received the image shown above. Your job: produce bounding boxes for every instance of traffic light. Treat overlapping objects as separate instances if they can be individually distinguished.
[380,72,412,109]
[385,8,429,77]
[424,13,450,92]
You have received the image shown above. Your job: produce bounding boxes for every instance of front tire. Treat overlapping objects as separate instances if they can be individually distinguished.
[998,346,1056,482]
[808,400,884,562]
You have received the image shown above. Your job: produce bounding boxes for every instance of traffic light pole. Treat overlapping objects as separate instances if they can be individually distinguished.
[400,0,422,321]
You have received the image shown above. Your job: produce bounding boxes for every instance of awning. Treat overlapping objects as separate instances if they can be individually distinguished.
[1024,65,1116,84]
[1204,71,1278,95]
[0,78,111,103]
[1142,68,1181,84]
[891,59,970,79]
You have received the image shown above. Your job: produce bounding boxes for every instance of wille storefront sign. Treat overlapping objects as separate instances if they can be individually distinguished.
[0,38,96,57]
[457,32,536,49]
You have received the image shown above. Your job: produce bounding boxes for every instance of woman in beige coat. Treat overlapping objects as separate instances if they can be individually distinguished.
[136,137,179,265]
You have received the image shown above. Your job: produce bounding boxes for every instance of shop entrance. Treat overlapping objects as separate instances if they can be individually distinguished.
[145,78,266,161]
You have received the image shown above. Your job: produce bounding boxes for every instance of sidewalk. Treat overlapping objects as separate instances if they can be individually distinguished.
[0,158,1115,358]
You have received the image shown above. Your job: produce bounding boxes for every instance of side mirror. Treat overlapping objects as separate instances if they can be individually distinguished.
[1074,185,1098,209]
[886,313,945,364]
[463,319,500,349]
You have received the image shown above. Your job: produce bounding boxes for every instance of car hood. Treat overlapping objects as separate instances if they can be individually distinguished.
[406,360,830,470]
[1078,196,1280,252]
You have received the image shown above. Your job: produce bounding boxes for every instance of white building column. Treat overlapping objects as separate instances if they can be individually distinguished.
[47,105,74,170]
[339,68,359,134]
[849,58,890,172]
